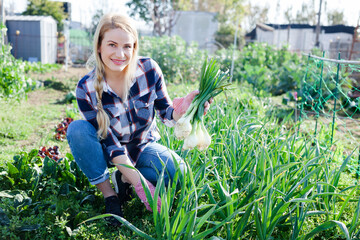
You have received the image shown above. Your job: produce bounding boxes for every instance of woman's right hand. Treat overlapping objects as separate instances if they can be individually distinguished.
[134,179,161,213]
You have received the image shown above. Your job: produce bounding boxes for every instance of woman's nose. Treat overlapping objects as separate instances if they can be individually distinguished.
[116,48,125,57]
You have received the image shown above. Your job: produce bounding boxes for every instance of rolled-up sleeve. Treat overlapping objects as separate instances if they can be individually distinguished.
[102,128,127,159]
[152,60,176,127]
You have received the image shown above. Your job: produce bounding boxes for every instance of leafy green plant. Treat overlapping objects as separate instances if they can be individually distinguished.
[216,43,306,96]
[0,38,34,99]
[0,149,102,238]
[139,35,207,83]
[81,85,360,239]
[0,24,60,100]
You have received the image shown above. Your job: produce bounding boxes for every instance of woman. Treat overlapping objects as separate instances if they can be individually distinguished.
[66,13,211,226]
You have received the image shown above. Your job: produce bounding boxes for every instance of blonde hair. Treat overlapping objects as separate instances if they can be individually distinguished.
[89,13,139,139]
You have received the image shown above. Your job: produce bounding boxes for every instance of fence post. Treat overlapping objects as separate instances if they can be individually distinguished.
[298,54,311,132]
[330,52,341,145]
[357,147,360,180]
[314,51,325,137]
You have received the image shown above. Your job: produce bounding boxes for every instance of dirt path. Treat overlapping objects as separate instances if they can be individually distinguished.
[27,66,88,105]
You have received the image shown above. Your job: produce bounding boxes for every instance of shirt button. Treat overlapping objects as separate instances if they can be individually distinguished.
[129,121,132,125]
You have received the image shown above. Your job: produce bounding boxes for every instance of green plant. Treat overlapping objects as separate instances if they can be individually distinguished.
[216,43,306,96]
[0,25,34,100]
[81,85,360,239]
[0,150,103,239]
[139,35,207,83]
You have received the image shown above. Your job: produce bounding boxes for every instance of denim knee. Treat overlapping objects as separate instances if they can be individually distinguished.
[136,142,185,186]
[67,120,98,146]
[67,120,109,185]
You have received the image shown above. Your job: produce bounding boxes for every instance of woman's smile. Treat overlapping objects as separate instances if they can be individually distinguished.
[111,58,126,66]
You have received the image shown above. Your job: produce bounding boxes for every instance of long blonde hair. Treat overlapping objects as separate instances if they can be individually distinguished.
[90,13,139,139]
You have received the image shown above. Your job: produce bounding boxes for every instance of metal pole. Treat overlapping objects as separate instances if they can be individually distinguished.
[357,146,360,180]
[0,0,4,46]
[64,19,70,71]
[299,54,311,123]
[230,17,240,83]
[315,0,323,48]
[330,52,341,145]
[314,51,325,137]
[0,0,4,25]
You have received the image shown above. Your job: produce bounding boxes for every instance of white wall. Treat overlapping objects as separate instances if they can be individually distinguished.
[255,27,353,56]
[171,11,218,50]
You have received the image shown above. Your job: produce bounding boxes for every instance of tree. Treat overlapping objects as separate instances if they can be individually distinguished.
[327,10,346,25]
[284,7,293,24]
[22,0,67,31]
[126,0,180,36]
[244,4,269,31]
[177,0,247,48]
[294,2,317,24]
[89,9,104,37]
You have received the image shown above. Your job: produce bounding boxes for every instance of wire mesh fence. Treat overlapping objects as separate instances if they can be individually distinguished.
[298,53,360,176]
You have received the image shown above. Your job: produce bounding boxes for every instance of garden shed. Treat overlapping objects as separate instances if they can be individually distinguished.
[245,23,357,59]
[5,15,57,64]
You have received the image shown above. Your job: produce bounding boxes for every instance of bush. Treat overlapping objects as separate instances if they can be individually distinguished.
[139,35,208,83]
[0,25,33,100]
[216,43,307,96]
[0,149,102,239]
[0,24,61,100]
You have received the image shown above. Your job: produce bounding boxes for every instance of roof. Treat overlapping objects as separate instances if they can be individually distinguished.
[245,23,355,39]
[6,15,56,23]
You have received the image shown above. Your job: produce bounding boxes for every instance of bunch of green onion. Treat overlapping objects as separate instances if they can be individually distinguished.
[174,58,230,150]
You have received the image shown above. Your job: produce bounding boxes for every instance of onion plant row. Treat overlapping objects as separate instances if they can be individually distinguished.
[88,86,360,239]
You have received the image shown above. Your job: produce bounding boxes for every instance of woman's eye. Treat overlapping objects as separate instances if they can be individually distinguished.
[109,43,116,47]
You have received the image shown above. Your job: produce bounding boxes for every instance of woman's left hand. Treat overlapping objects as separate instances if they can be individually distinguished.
[173,91,213,120]
[173,90,199,116]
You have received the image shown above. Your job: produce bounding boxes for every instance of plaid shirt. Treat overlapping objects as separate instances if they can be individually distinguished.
[76,57,176,163]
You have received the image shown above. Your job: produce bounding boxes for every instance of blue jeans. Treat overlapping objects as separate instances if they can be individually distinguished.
[66,120,184,186]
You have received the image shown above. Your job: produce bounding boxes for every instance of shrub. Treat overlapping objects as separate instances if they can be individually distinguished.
[139,35,208,83]
[216,43,307,96]
[0,24,61,100]
[0,25,33,100]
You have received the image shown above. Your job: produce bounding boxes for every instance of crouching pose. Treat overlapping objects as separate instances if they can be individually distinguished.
[66,13,211,226]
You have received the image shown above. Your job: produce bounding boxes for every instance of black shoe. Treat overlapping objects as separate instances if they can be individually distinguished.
[111,170,133,205]
[104,195,123,227]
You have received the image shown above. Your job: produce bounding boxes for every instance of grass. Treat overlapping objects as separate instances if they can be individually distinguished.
[0,92,70,166]
[0,67,84,166]
[1,70,360,239]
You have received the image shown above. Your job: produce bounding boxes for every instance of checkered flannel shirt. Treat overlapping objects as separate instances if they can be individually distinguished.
[76,57,176,163]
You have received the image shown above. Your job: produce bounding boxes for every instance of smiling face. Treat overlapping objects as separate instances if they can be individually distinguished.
[98,28,135,75]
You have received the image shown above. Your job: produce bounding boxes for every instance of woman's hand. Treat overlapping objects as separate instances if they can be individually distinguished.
[134,179,161,213]
[112,156,161,213]
[173,90,199,116]
[173,90,213,121]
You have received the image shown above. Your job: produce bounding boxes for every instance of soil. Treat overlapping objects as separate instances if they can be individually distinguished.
[15,66,89,153]
[29,66,89,82]
[27,66,88,106]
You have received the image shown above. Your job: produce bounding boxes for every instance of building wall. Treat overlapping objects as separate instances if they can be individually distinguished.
[171,11,218,51]
[40,18,57,63]
[5,16,57,64]
[255,27,354,57]
[320,32,353,59]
